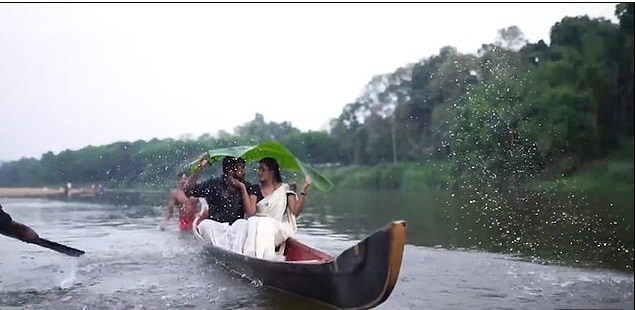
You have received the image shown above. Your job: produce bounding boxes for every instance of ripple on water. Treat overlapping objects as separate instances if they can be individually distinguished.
[2,198,634,310]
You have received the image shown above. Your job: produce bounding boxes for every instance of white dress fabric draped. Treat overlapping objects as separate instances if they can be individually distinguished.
[195,183,297,260]
[240,183,297,260]
[197,217,249,252]
[196,219,230,248]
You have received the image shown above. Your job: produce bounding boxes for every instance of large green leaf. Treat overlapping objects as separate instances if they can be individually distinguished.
[189,140,334,192]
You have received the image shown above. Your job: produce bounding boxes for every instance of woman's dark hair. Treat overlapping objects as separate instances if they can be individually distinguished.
[259,157,282,183]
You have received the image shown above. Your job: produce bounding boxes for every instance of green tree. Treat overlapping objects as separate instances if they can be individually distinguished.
[450,38,538,188]
[395,46,478,161]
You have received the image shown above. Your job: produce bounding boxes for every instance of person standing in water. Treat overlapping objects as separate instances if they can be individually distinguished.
[160,172,200,231]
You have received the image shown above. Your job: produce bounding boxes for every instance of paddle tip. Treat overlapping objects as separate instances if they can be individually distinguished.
[38,238,86,257]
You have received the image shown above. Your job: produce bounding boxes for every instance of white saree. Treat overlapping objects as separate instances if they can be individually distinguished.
[240,183,297,260]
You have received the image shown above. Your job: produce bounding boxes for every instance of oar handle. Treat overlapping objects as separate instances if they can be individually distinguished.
[37,238,85,257]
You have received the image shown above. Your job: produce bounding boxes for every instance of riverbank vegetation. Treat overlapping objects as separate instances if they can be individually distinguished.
[1,4,632,200]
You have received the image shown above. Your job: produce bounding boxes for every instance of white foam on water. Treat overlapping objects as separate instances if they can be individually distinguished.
[59,258,79,289]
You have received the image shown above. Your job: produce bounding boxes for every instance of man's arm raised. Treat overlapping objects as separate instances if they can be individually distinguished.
[184,153,209,195]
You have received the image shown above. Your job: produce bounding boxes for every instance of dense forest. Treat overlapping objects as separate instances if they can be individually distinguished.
[1,4,633,191]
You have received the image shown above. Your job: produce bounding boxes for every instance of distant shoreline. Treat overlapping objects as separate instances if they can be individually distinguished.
[0,187,93,198]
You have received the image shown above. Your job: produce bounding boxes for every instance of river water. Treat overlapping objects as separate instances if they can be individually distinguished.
[1,190,633,309]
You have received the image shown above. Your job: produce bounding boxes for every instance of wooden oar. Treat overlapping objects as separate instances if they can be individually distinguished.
[37,238,85,257]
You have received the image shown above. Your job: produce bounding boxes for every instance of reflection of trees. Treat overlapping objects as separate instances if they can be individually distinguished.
[303,188,633,272]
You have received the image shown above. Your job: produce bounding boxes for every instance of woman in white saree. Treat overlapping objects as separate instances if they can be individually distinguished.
[230,157,311,260]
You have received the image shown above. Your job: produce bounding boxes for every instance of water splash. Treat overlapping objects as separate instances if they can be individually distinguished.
[59,258,79,289]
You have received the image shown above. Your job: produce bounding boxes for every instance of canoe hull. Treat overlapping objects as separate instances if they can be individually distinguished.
[201,221,406,309]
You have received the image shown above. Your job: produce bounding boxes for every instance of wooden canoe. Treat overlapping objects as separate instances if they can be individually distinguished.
[196,220,407,309]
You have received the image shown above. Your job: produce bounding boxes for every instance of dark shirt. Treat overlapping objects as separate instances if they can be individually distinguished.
[1,204,13,231]
[185,177,259,224]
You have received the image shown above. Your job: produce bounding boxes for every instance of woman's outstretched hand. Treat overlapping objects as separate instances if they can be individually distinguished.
[301,176,312,194]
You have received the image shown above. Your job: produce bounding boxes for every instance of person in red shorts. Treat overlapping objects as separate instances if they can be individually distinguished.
[160,172,201,231]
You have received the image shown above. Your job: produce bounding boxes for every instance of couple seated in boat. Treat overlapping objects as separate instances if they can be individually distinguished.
[184,155,311,260]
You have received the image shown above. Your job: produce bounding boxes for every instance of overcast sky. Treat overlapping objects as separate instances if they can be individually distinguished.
[0,3,619,161]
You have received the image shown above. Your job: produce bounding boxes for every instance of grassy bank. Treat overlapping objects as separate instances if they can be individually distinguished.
[319,138,633,204]
[319,160,450,192]
[532,138,634,202]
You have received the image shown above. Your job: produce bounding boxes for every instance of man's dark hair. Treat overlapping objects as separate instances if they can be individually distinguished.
[222,156,246,174]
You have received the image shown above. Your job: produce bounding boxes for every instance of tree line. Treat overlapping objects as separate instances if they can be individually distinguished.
[1,4,632,190]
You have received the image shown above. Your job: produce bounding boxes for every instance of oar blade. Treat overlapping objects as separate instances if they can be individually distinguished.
[38,238,85,257]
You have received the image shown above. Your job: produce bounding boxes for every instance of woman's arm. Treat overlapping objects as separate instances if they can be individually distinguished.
[289,178,312,217]
[287,194,300,217]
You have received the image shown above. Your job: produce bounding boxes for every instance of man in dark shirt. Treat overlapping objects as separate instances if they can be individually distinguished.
[0,203,40,244]
[184,155,260,247]
[185,155,259,224]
